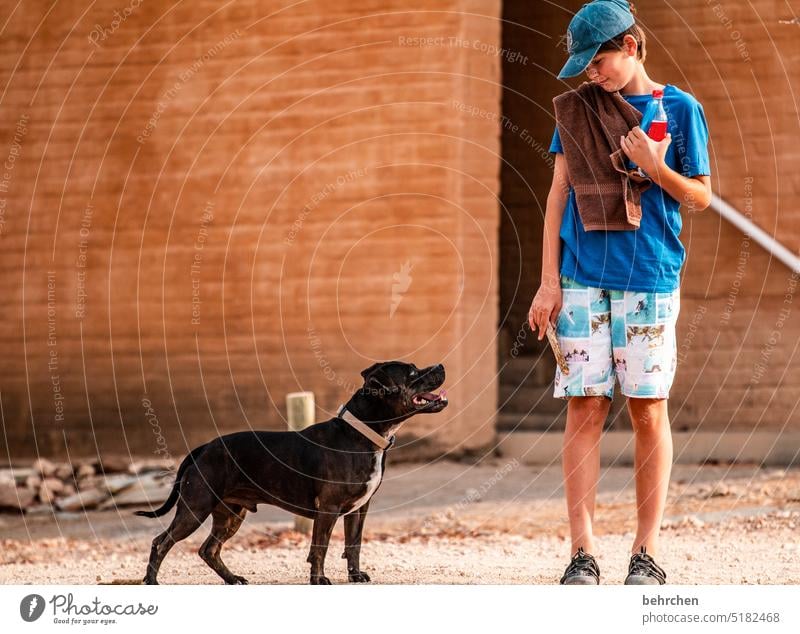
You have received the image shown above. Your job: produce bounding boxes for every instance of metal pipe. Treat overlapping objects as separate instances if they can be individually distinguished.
[709,193,800,274]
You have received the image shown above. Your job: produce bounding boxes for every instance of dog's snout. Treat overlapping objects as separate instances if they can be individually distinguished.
[423,363,445,384]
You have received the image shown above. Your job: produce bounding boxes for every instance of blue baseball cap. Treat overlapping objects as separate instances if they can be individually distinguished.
[558,0,635,79]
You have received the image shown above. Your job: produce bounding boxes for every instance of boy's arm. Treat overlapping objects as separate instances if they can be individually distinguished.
[529,152,569,340]
[620,126,712,211]
[542,153,570,287]
[649,168,711,212]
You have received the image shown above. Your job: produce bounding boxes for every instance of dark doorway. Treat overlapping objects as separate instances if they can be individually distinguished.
[497,1,626,434]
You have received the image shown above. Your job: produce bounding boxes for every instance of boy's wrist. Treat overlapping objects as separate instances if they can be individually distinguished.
[646,158,671,184]
[541,271,561,289]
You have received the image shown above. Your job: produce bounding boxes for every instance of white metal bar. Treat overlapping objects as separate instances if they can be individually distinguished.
[709,193,800,274]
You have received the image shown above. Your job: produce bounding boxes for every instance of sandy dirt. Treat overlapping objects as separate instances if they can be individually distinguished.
[1,461,799,585]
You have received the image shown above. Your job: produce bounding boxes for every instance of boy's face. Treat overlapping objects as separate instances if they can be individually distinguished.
[584,35,638,92]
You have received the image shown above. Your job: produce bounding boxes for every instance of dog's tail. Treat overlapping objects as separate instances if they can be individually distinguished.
[133,444,208,518]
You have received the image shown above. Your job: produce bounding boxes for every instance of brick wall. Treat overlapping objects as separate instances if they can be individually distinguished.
[643,1,800,432]
[2,0,795,462]
[0,0,502,459]
[499,0,800,435]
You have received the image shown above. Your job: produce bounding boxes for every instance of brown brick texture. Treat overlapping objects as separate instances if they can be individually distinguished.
[0,0,502,459]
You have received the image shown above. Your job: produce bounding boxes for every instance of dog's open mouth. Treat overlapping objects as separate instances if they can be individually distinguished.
[412,390,447,407]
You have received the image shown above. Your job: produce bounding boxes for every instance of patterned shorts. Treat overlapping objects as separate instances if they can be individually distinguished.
[553,275,681,400]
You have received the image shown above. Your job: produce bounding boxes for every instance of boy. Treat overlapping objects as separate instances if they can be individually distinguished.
[528,0,712,584]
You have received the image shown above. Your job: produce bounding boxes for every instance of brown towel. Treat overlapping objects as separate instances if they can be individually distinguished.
[553,81,652,231]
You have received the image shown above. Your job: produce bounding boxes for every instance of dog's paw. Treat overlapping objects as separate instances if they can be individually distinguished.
[226,575,249,585]
[142,577,159,585]
[348,571,371,583]
[310,575,332,585]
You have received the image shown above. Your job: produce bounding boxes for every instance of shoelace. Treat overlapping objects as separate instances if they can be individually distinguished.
[628,546,666,583]
[560,547,600,583]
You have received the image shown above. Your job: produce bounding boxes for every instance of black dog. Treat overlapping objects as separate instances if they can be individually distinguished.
[136,361,447,584]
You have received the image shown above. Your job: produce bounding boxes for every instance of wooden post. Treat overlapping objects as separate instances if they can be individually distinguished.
[286,391,315,534]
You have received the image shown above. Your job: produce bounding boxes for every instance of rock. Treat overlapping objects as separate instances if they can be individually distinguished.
[24,474,42,490]
[0,468,36,485]
[707,483,731,498]
[687,515,705,528]
[99,475,172,509]
[100,474,139,495]
[38,485,54,505]
[38,478,66,505]
[76,464,96,479]
[0,480,36,511]
[78,475,105,492]
[54,463,74,480]
[33,458,57,478]
[128,459,176,476]
[42,477,65,494]
[55,488,110,512]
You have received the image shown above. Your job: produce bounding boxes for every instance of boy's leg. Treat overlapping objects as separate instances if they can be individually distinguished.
[627,396,672,559]
[617,286,681,560]
[563,395,612,555]
[554,276,615,556]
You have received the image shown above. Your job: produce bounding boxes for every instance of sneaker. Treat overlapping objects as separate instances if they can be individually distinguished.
[624,546,666,585]
[559,547,600,585]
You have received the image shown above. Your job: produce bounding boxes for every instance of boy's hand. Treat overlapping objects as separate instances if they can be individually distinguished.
[528,280,562,341]
[620,126,671,175]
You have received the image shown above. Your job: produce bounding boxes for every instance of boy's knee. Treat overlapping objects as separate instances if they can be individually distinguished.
[568,395,611,422]
[627,397,668,432]
[627,396,666,413]
[571,395,611,409]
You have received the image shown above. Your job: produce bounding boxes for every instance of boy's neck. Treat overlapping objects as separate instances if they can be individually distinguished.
[619,68,665,96]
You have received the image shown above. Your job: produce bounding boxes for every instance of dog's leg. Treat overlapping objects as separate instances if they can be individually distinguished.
[306,510,338,585]
[143,474,215,585]
[199,503,249,585]
[342,502,371,583]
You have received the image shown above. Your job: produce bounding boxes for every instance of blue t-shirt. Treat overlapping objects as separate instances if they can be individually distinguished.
[549,83,710,292]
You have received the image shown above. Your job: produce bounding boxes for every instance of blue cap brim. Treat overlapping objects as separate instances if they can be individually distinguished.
[557,45,601,79]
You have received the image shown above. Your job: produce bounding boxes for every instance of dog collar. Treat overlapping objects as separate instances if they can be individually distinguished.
[336,405,395,450]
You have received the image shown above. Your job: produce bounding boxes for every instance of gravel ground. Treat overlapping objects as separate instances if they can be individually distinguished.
[1,461,798,585]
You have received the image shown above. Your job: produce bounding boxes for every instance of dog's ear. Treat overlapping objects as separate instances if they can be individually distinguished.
[360,361,399,394]
[360,362,383,380]
[367,374,398,393]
